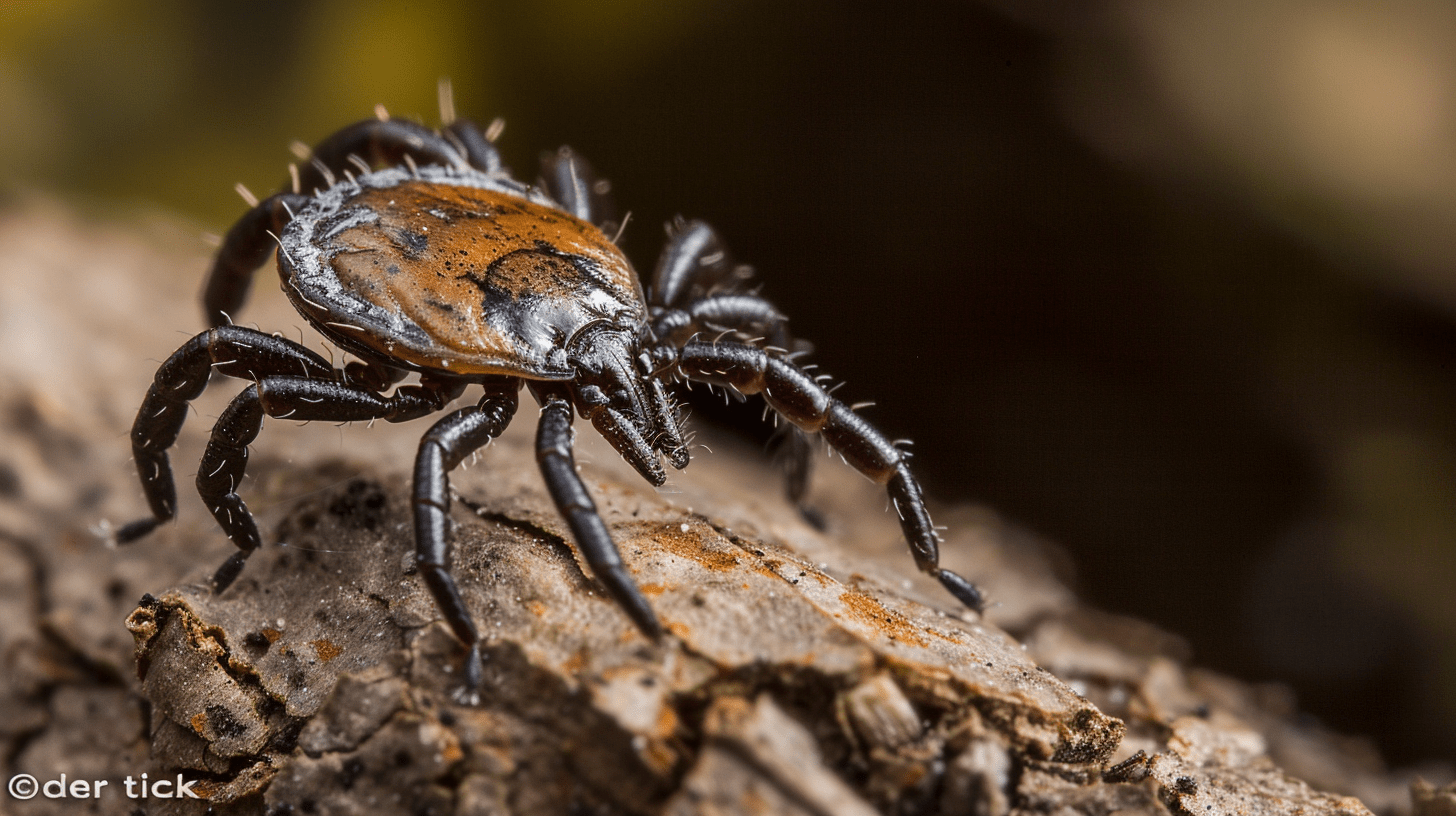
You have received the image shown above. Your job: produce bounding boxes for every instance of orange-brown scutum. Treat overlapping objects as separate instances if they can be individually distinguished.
[317,180,642,376]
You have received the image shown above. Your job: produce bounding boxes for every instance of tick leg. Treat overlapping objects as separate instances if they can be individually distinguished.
[533,389,663,639]
[443,118,505,174]
[202,193,311,327]
[650,293,790,348]
[413,379,520,696]
[650,219,751,309]
[205,118,475,326]
[198,374,465,593]
[540,146,616,231]
[295,118,471,193]
[121,326,336,543]
[674,340,986,613]
[649,288,822,524]
[195,385,266,591]
[645,220,827,518]
[343,358,407,392]
[776,425,825,530]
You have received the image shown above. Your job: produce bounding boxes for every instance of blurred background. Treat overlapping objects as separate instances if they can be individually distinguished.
[2,0,1454,767]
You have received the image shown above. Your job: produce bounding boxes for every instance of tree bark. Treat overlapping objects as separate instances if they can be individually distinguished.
[0,203,1444,815]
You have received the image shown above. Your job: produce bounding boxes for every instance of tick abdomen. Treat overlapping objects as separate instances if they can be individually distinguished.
[280,167,644,378]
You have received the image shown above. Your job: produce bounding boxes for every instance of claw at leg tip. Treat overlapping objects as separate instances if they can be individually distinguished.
[630,606,666,642]
[115,517,163,545]
[211,552,248,594]
[667,447,690,470]
[936,568,986,615]
[456,643,484,705]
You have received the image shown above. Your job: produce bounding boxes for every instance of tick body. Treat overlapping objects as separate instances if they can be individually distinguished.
[284,169,643,378]
[121,112,984,698]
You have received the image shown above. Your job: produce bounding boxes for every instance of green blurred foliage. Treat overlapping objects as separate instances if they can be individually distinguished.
[0,0,714,224]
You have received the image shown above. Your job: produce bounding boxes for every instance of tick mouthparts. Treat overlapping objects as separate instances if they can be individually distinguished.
[590,405,668,486]
[646,377,690,470]
[567,322,662,425]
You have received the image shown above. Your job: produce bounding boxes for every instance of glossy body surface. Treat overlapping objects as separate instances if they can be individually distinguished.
[281,167,643,378]
[120,112,986,700]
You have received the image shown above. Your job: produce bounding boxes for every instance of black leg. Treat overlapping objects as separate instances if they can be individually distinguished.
[649,286,821,523]
[443,118,505,174]
[649,218,748,309]
[650,293,790,348]
[295,118,470,193]
[645,220,830,520]
[412,379,520,697]
[121,326,336,543]
[673,340,986,613]
[532,388,663,639]
[202,193,311,327]
[343,358,408,392]
[647,218,804,350]
[204,117,475,326]
[123,325,464,570]
[776,425,825,531]
[195,373,464,593]
[195,385,266,591]
[539,146,615,231]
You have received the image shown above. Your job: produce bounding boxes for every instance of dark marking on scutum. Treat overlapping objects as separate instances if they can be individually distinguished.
[397,229,429,257]
[289,175,641,374]
[474,248,580,300]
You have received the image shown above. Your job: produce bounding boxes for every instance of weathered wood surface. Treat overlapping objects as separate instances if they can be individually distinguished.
[0,204,1445,815]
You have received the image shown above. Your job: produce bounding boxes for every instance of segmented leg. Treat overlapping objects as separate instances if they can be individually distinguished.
[532,387,663,638]
[121,326,463,578]
[646,217,820,511]
[655,284,827,521]
[650,293,789,348]
[343,357,408,392]
[673,340,986,612]
[121,326,336,543]
[443,118,504,174]
[295,118,470,193]
[649,219,744,309]
[197,373,465,592]
[776,426,824,530]
[204,118,474,327]
[413,378,520,695]
[540,146,616,231]
[649,286,818,525]
[202,193,311,327]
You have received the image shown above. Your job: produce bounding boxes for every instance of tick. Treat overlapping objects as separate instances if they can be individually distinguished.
[120,105,984,695]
